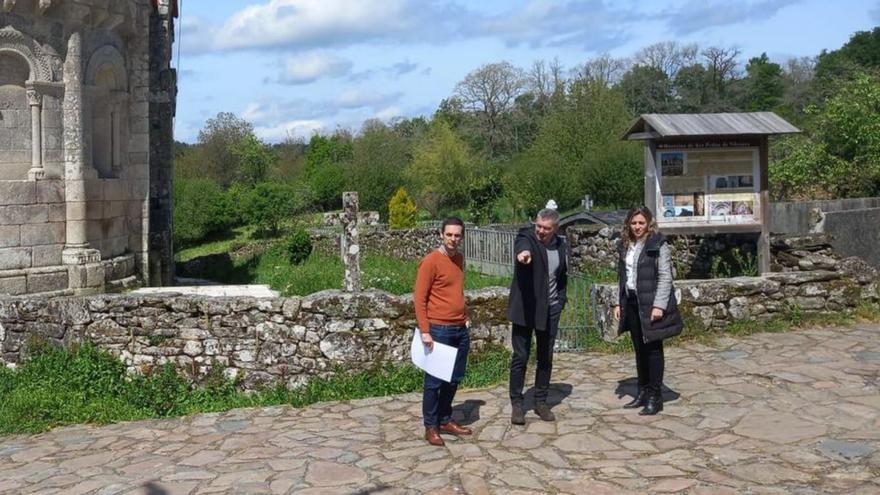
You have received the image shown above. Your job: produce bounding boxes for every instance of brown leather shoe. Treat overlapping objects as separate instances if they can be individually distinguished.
[425,427,445,446]
[439,421,473,435]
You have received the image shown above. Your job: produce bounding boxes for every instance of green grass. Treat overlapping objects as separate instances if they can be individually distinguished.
[0,341,511,435]
[174,226,257,263]
[256,247,510,296]
[179,236,511,296]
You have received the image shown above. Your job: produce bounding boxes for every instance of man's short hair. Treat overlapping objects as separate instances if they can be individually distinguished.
[536,208,560,225]
[441,216,465,233]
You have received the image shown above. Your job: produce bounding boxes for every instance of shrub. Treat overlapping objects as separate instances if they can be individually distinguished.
[173,178,232,247]
[388,187,417,229]
[282,229,313,265]
[243,182,312,235]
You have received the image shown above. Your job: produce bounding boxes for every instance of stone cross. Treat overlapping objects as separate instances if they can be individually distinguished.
[340,192,361,292]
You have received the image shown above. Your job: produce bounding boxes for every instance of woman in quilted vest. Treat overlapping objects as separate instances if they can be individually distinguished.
[612,206,683,415]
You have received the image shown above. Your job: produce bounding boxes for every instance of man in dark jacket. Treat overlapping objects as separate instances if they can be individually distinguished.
[507,208,568,425]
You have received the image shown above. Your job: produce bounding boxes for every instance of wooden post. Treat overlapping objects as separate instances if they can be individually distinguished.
[341,192,361,292]
[644,140,658,214]
[758,138,771,274]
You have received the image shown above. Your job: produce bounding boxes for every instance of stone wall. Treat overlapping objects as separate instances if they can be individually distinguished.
[592,256,879,341]
[566,226,845,279]
[312,228,439,261]
[0,288,510,390]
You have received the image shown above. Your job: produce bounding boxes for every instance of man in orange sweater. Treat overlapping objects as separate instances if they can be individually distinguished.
[414,217,472,446]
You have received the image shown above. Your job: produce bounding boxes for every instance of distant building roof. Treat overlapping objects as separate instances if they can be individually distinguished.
[622,112,800,140]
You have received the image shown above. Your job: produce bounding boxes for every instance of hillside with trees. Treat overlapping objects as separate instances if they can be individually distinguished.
[173,28,880,247]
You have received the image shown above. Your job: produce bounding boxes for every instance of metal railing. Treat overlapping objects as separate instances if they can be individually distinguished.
[464,228,517,276]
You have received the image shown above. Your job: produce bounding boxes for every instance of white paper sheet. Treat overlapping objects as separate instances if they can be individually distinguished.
[410,328,459,382]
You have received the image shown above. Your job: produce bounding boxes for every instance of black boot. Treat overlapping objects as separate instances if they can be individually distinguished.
[623,388,647,409]
[639,390,663,416]
[535,403,556,422]
[511,403,526,425]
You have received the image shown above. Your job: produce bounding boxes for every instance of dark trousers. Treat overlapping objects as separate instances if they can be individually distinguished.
[509,308,561,406]
[624,293,664,395]
[422,324,470,427]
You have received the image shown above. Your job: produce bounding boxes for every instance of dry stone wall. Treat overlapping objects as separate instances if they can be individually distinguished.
[0,288,510,390]
[312,228,439,261]
[592,256,879,341]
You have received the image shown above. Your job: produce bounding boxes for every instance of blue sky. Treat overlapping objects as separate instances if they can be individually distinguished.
[174,0,880,143]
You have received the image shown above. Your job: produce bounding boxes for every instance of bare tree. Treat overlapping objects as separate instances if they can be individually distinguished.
[783,56,817,84]
[528,59,554,102]
[454,61,527,155]
[576,53,629,87]
[702,45,741,93]
[634,41,698,77]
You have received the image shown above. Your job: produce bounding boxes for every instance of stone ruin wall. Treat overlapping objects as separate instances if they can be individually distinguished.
[2,254,878,390]
[0,0,175,296]
[0,288,512,390]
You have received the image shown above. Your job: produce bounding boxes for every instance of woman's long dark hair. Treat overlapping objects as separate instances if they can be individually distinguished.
[621,206,658,248]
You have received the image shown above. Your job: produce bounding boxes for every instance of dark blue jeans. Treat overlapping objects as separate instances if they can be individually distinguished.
[422,323,470,428]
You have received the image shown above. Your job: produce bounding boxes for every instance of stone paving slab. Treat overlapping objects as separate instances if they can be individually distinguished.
[2,324,879,494]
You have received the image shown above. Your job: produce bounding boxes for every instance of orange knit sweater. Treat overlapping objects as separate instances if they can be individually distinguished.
[414,250,467,333]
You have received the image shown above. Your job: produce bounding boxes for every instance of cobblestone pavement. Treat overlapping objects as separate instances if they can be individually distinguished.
[2,324,879,494]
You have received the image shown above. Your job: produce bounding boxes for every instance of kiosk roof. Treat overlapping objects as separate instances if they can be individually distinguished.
[623,112,800,140]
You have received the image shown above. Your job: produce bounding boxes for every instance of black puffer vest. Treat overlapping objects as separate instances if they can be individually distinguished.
[616,232,683,343]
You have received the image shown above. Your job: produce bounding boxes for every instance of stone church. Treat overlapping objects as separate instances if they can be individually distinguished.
[0,0,175,295]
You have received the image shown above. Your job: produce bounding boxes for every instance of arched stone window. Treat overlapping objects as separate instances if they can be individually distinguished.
[0,51,31,180]
[86,45,128,179]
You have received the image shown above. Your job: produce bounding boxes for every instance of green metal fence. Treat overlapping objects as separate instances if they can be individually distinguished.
[555,272,597,352]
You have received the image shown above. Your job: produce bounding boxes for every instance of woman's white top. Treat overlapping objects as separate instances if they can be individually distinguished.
[624,240,644,292]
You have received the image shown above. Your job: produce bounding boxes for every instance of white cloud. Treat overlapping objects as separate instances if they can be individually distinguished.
[189,0,642,55]
[254,119,326,141]
[335,89,403,109]
[278,51,353,84]
[374,106,403,121]
[242,99,334,125]
[470,0,637,50]
[213,0,441,52]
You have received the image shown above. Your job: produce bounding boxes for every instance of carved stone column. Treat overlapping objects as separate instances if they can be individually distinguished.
[26,86,44,180]
[341,192,361,292]
[61,29,102,291]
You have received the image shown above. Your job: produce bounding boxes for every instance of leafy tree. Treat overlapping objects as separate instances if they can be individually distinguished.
[243,183,313,235]
[405,120,477,217]
[815,27,880,84]
[269,135,307,182]
[303,133,353,210]
[770,72,880,199]
[348,120,410,219]
[172,179,233,247]
[466,163,504,224]
[673,63,713,112]
[388,187,417,229]
[196,112,255,187]
[505,79,639,216]
[581,141,643,208]
[815,72,880,162]
[232,134,275,186]
[740,53,785,111]
[617,65,673,114]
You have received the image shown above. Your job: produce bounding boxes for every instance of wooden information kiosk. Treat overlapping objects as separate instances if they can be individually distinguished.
[622,112,800,274]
